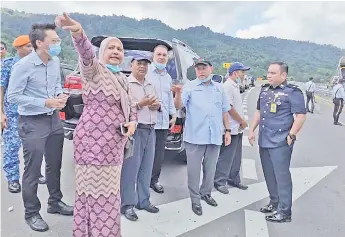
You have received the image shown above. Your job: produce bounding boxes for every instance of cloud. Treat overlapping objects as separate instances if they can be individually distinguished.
[1,1,344,49]
[1,1,268,34]
[235,1,345,49]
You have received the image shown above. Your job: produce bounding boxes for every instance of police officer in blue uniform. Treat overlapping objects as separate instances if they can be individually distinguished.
[1,36,46,193]
[249,62,307,223]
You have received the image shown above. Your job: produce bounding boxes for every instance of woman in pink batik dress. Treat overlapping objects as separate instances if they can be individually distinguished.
[55,13,137,237]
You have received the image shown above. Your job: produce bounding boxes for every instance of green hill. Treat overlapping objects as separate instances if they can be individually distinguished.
[1,8,344,82]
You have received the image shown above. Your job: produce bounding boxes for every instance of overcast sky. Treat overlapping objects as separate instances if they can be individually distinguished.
[2,1,345,49]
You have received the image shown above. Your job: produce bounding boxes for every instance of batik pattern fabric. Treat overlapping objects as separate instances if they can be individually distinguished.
[72,31,136,237]
[73,165,122,237]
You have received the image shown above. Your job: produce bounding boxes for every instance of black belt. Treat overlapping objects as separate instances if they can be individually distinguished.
[137,123,155,129]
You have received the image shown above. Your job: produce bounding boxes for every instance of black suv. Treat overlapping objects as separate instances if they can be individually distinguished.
[60,37,220,162]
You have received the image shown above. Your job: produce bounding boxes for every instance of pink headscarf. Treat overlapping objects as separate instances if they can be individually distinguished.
[98,37,123,65]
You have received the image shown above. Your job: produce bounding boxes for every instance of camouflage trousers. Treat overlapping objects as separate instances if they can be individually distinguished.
[3,114,21,182]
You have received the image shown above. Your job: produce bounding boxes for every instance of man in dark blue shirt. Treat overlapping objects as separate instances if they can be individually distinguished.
[249,62,307,223]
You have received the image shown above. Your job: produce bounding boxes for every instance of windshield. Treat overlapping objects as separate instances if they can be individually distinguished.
[176,44,200,82]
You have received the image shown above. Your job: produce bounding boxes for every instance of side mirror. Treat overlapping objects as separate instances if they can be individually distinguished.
[212,74,223,83]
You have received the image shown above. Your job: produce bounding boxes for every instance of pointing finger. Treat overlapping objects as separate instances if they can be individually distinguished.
[55,16,62,27]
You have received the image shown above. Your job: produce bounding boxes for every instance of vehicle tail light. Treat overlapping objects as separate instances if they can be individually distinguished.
[170,125,182,134]
[64,75,82,90]
[59,112,66,120]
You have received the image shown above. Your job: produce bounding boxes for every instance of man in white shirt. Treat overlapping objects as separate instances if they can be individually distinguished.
[304,77,316,113]
[214,62,249,194]
[147,45,177,194]
[332,78,345,126]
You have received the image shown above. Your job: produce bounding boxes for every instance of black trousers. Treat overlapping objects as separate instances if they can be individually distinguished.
[306,92,314,112]
[214,133,243,186]
[151,129,168,185]
[18,112,64,219]
[259,145,293,217]
[333,98,344,123]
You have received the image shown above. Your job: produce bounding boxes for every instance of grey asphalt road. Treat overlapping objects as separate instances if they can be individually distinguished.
[1,85,344,237]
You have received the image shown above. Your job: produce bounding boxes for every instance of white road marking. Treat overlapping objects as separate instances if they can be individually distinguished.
[244,115,249,120]
[122,166,338,237]
[245,210,269,237]
[244,109,248,113]
[242,159,258,180]
[242,135,251,147]
[243,102,247,105]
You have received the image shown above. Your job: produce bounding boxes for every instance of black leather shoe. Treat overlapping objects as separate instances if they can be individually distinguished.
[260,204,277,214]
[214,184,229,194]
[192,204,203,216]
[150,182,164,194]
[201,194,218,207]
[8,181,21,193]
[38,175,46,185]
[136,204,159,213]
[334,122,343,126]
[266,213,291,223]
[47,201,73,216]
[25,214,49,232]
[229,182,248,190]
[122,206,138,221]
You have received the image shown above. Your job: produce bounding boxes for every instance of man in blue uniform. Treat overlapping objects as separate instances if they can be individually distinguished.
[248,62,307,223]
[1,35,46,194]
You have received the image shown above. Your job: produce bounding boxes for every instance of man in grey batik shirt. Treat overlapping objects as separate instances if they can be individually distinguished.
[121,54,160,222]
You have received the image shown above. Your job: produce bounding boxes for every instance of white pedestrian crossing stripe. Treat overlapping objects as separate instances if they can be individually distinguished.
[245,210,269,237]
[244,115,249,120]
[121,166,337,237]
[242,135,251,147]
[242,159,258,180]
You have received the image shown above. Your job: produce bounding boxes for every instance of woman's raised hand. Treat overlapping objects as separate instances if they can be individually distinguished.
[55,12,82,33]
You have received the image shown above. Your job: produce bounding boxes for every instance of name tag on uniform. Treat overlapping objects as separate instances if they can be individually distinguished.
[270,102,277,113]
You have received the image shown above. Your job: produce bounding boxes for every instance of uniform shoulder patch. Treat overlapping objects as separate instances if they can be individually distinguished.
[261,83,270,88]
[287,83,302,92]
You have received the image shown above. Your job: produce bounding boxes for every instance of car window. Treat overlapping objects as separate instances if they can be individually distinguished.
[119,50,177,80]
[176,45,200,82]
[60,64,76,87]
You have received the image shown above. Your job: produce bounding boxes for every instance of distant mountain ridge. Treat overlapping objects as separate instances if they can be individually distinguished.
[1,8,344,81]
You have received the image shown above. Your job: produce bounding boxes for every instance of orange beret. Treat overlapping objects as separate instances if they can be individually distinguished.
[12,35,31,47]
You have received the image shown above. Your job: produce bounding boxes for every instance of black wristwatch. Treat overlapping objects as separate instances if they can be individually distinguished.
[224,128,231,133]
[289,133,296,141]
